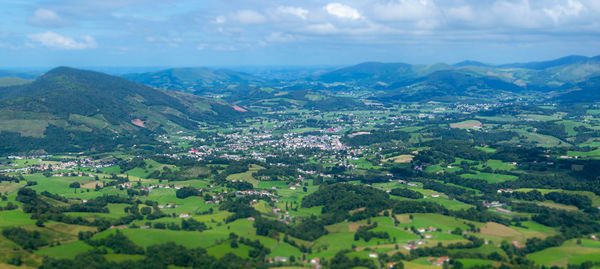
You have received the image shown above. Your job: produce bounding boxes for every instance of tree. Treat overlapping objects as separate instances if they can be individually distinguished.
[140,207,151,215]
[69,182,80,188]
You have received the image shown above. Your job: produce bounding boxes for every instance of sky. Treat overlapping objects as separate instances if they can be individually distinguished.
[1,0,600,67]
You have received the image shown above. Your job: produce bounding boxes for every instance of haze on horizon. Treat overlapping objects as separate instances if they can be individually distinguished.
[1,0,599,68]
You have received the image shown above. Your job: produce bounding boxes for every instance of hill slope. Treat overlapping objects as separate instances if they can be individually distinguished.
[556,76,600,103]
[0,67,248,153]
[123,67,264,93]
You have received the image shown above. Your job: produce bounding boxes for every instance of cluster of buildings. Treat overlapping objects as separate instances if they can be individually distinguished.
[235,190,276,198]
[427,256,451,266]
[453,103,496,112]
[139,184,183,191]
[278,133,346,151]
[1,157,115,174]
[403,240,428,250]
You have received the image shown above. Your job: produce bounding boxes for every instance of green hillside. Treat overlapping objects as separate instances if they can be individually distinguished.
[0,77,31,87]
[0,67,248,154]
[123,67,264,93]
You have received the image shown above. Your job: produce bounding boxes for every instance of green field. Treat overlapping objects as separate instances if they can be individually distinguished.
[0,210,37,227]
[528,239,600,267]
[207,240,253,258]
[476,159,516,171]
[35,241,94,259]
[268,243,302,259]
[457,258,495,268]
[226,164,264,187]
[461,172,518,183]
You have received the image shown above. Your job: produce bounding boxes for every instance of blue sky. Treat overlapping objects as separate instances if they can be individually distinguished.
[1,0,599,67]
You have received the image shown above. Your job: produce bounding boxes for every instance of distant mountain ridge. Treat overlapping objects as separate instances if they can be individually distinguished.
[123,67,265,93]
[498,55,600,69]
[306,54,600,102]
[453,60,491,67]
[0,70,41,80]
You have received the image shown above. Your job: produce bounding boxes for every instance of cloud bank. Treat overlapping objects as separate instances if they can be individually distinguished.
[1,0,599,66]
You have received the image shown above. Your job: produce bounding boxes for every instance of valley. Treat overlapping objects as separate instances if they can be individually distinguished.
[0,57,599,269]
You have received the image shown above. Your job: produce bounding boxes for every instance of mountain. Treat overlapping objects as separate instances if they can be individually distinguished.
[123,67,265,93]
[313,55,600,98]
[219,86,367,112]
[316,62,412,83]
[555,76,600,103]
[0,67,248,153]
[373,70,525,102]
[499,55,598,70]
[453,60,490,67]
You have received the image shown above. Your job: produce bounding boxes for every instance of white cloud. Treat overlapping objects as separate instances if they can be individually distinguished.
[214,16,227,24]
[306,23,338,34]
[304,21,392,36]
[265,32,297,42]
[214,44,238,51]
[487,0,544,28]
[544,0,583,22]
[28,31,97,50]
[28,9,66,27]
[145,36,183,47]
[275,6,309,20]
[373,0,437,21]
[325,3,362,20]
[446,6,474,21]
[232,10,266,24]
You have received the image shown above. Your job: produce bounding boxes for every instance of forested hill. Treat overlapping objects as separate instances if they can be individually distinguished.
[0,67,248,154]
[123,67,265,93]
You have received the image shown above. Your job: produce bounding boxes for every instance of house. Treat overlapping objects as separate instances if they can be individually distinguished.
[273,256,287,262]
[403,245,418,250]
[368,253,378,258]
[179,213,191,218]
[247,217,255,221]
[425,234,433,239]
[310,257,320,264]
[484,201,504,208]
[417,228,426,233]
[430,256,450,266]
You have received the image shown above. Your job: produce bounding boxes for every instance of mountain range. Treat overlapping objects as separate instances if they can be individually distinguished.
[112,55,600,103]
[0,55,599,153]
[123,67,265,94]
